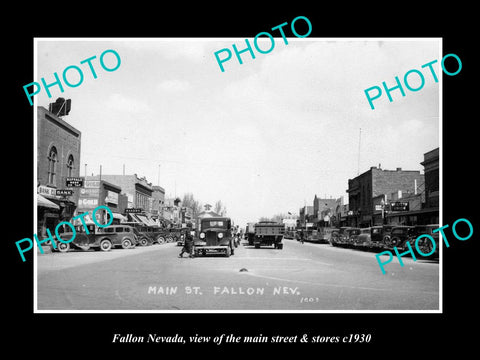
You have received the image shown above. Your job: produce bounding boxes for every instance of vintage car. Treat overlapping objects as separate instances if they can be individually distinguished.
[307,227,337,244]
[379,225,395,246]
[353,227,371,247]
[330,227,353,247]
[383,225,414,250]
[253,221,284,249]
[409,224,440,258]
[54,224,137,252]
[193,217,235,257]
[121,222,164,246]
[346,228,362,247]
[355,226,387,250]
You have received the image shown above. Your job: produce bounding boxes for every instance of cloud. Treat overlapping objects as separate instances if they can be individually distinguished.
[105,93,151,113]
[156,79,192,93]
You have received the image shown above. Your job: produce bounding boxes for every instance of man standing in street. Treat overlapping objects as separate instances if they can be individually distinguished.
[179,224,195,258]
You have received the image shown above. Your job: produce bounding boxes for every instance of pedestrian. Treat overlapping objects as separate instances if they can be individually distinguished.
[300,229,305,244]
[179,224,195,258]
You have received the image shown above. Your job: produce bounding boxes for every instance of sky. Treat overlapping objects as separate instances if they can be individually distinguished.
[35,38,441,226]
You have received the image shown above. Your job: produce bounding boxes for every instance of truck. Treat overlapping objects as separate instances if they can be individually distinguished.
[253,221,284,249]
[245,222,256,245]
[193,217,235,257]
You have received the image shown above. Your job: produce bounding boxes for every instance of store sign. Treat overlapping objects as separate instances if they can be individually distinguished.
[80,188,99,196]
[125,208,142,213]
[56,189,73,196]
[105,190,118,205]
[78,198,98,208]
[84,180,100,188]
[38,185,58,197]
[66,177,84,187]
[391,201,409,211]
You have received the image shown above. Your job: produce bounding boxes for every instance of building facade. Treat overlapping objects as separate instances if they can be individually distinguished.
[347,166,425,227]
[93,174,154,212]
[37,106,81,237]
[421,148,439,209]
[313,195,339,226]
[77,178,128,225]
[151,185,166,220]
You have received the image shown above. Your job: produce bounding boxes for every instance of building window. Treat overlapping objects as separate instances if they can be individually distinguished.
[67,154,74,177]
[47,146,57,184]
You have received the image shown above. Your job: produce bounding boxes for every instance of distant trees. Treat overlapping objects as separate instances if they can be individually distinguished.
[258,213,289,223]
[181,193,227,217]
[181,193,202,219]
[214,200,227,216]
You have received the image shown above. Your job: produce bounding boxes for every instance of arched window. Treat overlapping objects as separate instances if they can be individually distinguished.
[47,146,57,184]
[67,154,74,177]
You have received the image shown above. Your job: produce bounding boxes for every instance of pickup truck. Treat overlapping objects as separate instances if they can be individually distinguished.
[253,221,285,249]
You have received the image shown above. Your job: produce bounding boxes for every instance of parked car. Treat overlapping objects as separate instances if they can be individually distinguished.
[346,228,362,247]
[54,224,137,252]
[330,227,355,247]
[303,227,334,244]
[355,226,389,250]
[384,226,414,250]
[409,224,440,258]
[354,227,372,248]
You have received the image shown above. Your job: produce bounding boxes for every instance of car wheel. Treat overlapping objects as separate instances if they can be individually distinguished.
[225,246,231,257]
[166,236,174,243]
[100,239,112,252]
[140,237,148,246]
[57,242,70,253]
[122,239,132,249]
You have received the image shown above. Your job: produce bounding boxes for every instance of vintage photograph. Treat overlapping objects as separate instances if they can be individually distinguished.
[33,38,441,312]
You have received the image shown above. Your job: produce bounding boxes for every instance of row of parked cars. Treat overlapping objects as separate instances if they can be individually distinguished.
[52,223,185,252]
[330,224,440,258]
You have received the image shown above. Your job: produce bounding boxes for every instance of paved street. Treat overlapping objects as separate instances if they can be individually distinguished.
[36,239,439,311]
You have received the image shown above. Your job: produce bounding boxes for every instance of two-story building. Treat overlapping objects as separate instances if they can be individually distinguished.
[37,105,81,237]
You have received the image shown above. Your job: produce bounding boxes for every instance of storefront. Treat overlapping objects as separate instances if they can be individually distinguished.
[76,179,127,225]
[37,185,77,237]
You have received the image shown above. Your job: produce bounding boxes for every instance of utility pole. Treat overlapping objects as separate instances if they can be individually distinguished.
[357,127,362,175]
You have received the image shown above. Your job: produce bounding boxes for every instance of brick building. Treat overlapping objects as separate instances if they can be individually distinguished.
[151,185,166,220]
[36,106,81,236]
[347,166,424,227]
[77,178,128,224]
[88,174,154,215]
[421,148,439,209]
[313,195,339,225]
[299,205,314,226]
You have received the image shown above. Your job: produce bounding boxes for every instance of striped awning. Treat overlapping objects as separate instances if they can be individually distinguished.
[37,194,60,209]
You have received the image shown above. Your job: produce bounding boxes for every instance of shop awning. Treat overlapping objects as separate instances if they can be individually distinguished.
[127,213,142,223]
[37,194,60,209]
[137,214,153,226]
[112,213,128,222]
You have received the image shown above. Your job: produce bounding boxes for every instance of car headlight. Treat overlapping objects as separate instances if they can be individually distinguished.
[200,232,205,239]
[218,233,224,239]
